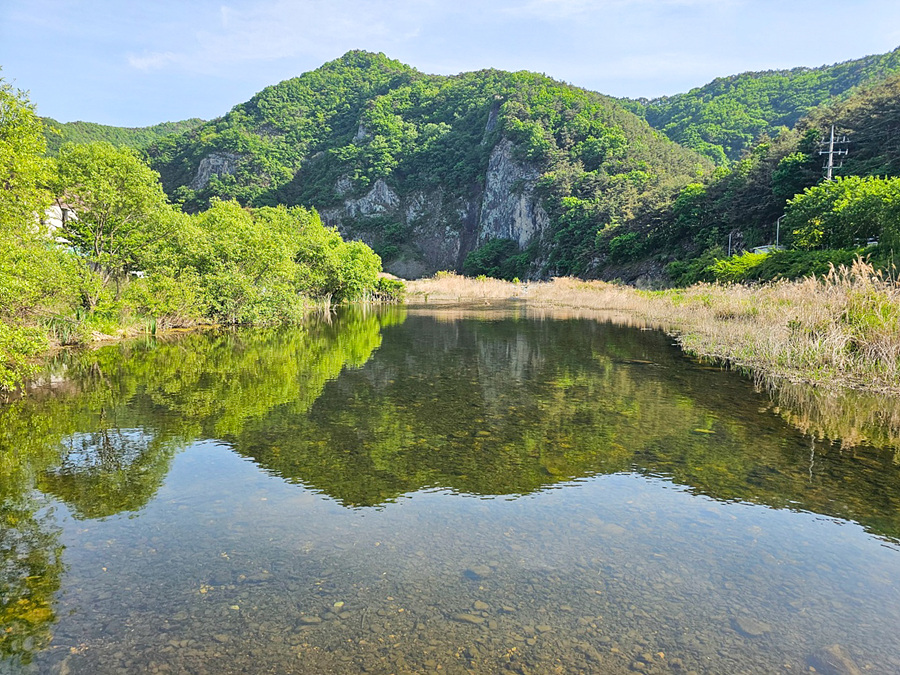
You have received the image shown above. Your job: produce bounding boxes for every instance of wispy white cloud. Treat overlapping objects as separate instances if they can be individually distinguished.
[125,0,437,74]
[127,51,180,71]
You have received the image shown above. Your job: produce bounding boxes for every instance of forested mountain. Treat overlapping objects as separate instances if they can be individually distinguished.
[642,70,900,283]
[632,47,900,164]
[803,72,900,177]
[147,51,711,278]
[33,46,900,283]
[42,117,205,155]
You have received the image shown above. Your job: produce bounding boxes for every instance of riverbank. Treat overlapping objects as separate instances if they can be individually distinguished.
[407,262,900,394]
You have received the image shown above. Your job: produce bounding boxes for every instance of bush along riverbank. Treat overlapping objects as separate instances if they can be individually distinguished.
[407,261,900,394]
[0,82,403,393]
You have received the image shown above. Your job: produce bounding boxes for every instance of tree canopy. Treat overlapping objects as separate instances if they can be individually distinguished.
[633,46,900,164]
[54,142,174,306]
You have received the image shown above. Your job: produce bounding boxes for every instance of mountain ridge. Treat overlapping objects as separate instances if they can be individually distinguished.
[35,45,900,281]
[42,117,205,155]
[143,51,713,278]
[630,45,900,163]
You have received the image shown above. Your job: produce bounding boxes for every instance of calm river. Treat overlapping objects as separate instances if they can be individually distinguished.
[2,305,900,674]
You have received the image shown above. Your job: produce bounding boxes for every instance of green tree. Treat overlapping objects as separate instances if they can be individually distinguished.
[0,76,71,389]
[0,78,51,236]
[463,238,529,279]
[785,176,900,249]
[135,199,385,323]
[53,142,174,308]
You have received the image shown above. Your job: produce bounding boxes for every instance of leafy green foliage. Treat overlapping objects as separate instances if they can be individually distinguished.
[670,248,868,284]
[42,117,204,156]
[0,323,47,391]
[664,247,723,286]
[53,142,175,307]
[635,46,900,163]
[802,72,900,177]
[372,276,406,302]
[738,249,864,281]
[0,76,69,388]
[146,51,711,277]
[785,176,900,250]
[135,199,384,323]
[0,80,51,236]
[0,79,396,391]
[463,239,530,279]
[648,69,900,284]
[708,252,772,282]
[642,132,812,269]
[149,51,418,210]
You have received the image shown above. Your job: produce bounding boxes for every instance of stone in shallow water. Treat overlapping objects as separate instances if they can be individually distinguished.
[730,616,771,637]
[807,644,862,675]
[463,565,492,580]
[473,601,489,611]
[452,613,485,625]
[599,523,626,536]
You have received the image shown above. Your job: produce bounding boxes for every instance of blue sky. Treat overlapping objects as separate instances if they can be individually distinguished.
[3,0,900,127]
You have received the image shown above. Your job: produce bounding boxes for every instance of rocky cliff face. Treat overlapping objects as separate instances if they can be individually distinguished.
[321,137,548,279]
[478,139,549,248]
[190,152,239,190]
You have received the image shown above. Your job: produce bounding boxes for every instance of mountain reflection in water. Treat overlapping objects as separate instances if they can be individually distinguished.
[1,305,899,673]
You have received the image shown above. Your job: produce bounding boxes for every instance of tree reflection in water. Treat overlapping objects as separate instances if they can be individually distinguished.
[2,304,900,667]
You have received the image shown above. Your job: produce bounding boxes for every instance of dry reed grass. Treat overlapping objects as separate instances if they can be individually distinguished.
[765,380,900,457]
[407,262,900,393]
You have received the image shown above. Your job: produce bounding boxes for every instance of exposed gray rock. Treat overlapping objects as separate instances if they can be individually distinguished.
[321,137,548,277]
[334,176,353,197]
[190,152,239,190]
[807,644,862,675]
[730,616,771,637]
[405,191,428,223]
[343,178,400,218]
[478,138,548,248]
[353,123,370,141]
[482,102,500,140]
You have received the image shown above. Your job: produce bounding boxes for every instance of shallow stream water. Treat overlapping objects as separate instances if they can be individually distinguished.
[2,304,900,674]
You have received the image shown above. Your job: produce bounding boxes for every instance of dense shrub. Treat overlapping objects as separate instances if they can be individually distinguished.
[463,239,530,280]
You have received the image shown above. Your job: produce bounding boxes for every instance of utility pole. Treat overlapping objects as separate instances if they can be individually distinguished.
[819,125,849,181]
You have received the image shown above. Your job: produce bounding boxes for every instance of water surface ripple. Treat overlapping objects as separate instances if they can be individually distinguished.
[2,306,899,674]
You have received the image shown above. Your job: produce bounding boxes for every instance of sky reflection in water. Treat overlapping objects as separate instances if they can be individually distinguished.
[1,306,899,674]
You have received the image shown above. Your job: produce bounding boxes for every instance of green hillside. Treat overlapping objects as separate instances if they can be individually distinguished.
[39,47,900,283]
[147,51,711,277]
[633,47,900,164]
[149,51,418,206]
[645,71,900,284]
[42,117,205,155]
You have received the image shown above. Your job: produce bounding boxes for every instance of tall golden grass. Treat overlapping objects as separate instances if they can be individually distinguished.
[407,261,900,393]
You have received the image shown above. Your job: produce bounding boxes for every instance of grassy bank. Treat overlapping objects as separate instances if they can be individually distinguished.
[407,262,900,394]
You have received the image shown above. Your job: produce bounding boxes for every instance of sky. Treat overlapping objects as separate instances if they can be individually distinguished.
[2,0,900,127]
